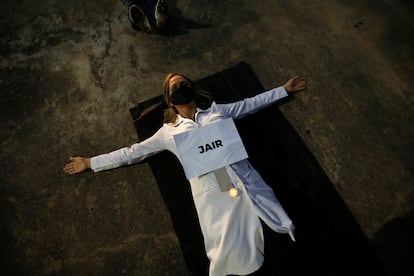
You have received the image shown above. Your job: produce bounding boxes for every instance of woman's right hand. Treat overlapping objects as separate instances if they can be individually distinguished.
[63,157,91,175]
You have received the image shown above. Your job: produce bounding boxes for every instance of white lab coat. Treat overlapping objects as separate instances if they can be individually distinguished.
[91,86,295,276]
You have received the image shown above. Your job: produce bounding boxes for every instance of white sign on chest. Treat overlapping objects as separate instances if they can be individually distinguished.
[173,118,248,180]
[198,139,223,153]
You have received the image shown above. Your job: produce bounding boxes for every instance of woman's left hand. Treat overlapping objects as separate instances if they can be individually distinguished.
[283,76,306,93]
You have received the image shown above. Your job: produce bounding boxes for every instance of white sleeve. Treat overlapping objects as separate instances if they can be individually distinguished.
[215,86,288,119]
[90,127,166,172]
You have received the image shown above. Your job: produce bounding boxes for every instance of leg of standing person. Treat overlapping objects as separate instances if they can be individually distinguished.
[154,0,170,31]
[124,0,152,33]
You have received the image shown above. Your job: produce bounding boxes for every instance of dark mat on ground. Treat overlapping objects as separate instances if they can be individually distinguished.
[129,61,388,276]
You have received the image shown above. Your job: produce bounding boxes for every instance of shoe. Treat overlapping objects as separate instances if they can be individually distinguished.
[155,0,170,30]
[129,4,152,33]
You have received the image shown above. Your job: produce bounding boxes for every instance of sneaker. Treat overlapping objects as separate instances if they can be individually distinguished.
[129,4,152,33]
[154,0,170,30]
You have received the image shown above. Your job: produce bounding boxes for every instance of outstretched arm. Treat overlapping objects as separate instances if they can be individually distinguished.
[63,157,91,175]
[63,127,167,175]
[215,75,307,119]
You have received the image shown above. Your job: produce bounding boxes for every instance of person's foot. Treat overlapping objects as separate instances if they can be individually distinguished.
[155,0,170,30]
[129,4,152,33]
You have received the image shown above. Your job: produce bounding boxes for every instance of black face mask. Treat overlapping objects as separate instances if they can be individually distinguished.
[170,85,195,105]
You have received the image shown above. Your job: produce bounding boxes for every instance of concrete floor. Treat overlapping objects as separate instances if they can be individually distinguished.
[1,0,413,275]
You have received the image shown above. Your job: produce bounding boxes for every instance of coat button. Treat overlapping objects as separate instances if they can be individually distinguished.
[229,188,239,197]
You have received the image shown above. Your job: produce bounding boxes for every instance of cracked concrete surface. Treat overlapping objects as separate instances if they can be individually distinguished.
[1,0,413,275]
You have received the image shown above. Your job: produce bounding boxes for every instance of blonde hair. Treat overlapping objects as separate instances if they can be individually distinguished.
[162,73,213,123]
